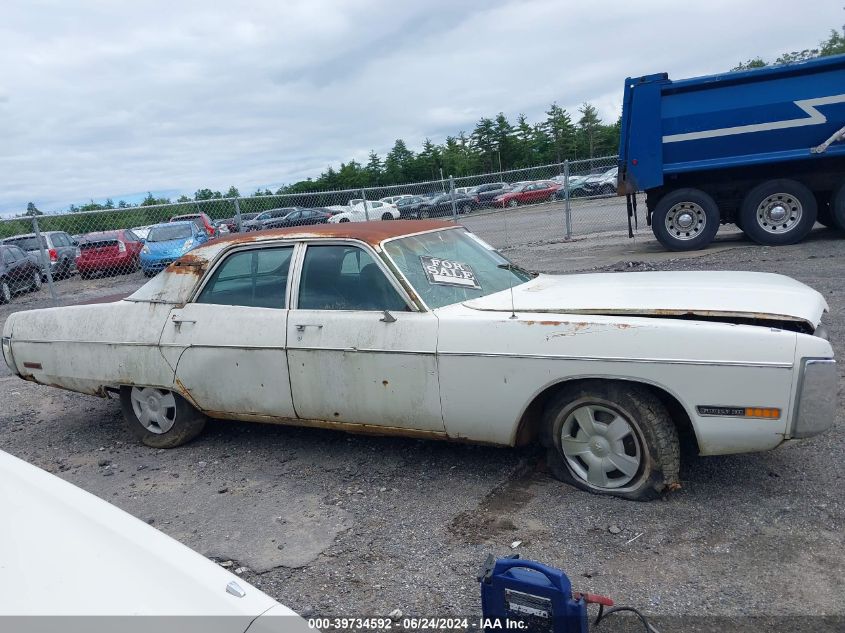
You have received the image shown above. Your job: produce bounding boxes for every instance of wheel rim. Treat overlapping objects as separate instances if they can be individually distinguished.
[130,387,177,434]
[665,202,706,240]
[1,282,10,302]
[508,199,518,207]
[420,210,429,218]
[560,403,642,489]
[382,213,392,221]
[755,193,802,234]
[33,271,42,289]
[462,204,471,214]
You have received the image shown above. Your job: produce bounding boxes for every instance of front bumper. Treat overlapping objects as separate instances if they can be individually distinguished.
[791,358,837,438]
[141,255,178,271]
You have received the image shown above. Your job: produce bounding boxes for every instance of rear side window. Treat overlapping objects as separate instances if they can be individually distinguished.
[1,248,15,264]
[196,246,293,309]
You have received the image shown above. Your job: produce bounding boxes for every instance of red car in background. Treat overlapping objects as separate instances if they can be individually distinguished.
[76,229,144,278]
[492,181,560,207]
[170,213,215,236]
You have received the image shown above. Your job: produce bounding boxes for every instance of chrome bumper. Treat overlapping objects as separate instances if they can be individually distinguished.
[2,335,17,376]
[791,358,837,439]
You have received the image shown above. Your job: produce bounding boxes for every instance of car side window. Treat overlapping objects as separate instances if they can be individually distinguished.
[196,246,293,309]
[298,244,408,311]
[1,248,14,264]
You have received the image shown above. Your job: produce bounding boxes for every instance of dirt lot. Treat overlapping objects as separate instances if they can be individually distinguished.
[1,225,843,630]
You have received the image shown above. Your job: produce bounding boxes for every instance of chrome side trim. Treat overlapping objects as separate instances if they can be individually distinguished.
[436,351,793,369]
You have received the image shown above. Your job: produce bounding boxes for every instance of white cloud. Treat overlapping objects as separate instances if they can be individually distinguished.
[0,0,842,214]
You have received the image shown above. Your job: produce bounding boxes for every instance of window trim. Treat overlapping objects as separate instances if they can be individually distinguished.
[190,241,300,309]
[289,239,417,312]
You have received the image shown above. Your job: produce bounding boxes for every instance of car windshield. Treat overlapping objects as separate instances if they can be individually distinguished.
[383,228,532,309]
[147,225,192,242]
[4,235,47,251]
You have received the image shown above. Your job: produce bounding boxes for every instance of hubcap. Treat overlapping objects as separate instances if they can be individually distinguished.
[756,193,802,233]
[665,202,706,240]
[130,387,177,434]
[559,403,642,489]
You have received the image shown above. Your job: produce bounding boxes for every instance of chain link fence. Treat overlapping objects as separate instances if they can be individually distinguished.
[0,155,629,306]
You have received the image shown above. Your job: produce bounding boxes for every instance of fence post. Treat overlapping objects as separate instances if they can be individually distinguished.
[563,159,572,240]
[449,176,458,222]
[361,187,370,221]
[31,216,58,303]
[233,198,243,233]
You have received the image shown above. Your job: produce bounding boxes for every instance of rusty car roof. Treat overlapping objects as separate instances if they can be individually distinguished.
[210,219,453,248]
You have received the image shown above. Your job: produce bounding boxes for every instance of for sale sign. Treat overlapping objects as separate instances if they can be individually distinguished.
[420,256,481,289]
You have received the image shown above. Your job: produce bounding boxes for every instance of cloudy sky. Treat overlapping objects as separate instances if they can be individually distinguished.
[0,0,842,215]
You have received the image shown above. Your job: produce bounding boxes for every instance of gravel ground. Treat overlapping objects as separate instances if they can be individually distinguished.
[1,225,843,631]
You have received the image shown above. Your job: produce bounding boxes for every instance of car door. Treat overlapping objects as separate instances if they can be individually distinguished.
[158,244,298,418]
[286,241,443,432]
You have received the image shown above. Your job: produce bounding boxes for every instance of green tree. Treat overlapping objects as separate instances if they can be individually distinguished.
[384,139,414,183]
[365,151,383,185]
[141,192,170,206]
[543,103,576,166]
[471,117,496,172]
[24,202,42,216]
[176,194,192,203]
[194,188,222,201]
[577,103,602,160]
[224,186,240,199]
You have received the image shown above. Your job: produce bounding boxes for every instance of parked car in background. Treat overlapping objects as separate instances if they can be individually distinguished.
[324,205,351,216]
[379,195,413,205]
[555,167,615,200]
[0,243,42,303]
[416,193,478,218]
[329,200,399,222]
[582,167,619,197]
[76,229,144,278]
[395,195,432,218]
[140,221,209,276]
[0,449,306,630]
[218,212,261,233]
[2,231,80,281]
[470,182,512,205]
[492,181,560,207]
[131,225,153,240]
[242,208,302,231]
[3,221,835,501]
[170,212,216,236]
[262,208,332,229]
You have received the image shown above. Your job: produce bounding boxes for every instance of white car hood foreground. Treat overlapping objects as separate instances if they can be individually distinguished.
[464,271,828,329]
[0,450,306,632]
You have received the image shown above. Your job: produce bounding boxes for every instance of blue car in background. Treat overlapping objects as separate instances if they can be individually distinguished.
[140,221,209,276]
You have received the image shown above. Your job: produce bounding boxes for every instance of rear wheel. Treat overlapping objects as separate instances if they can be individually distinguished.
[419,209,430,219]
[120,386,207,448]
[739,179,816,245]
[542,381,680,501]
[381,212,393,221]
[832,181,845,230]
[651,188,720,251]
[339,218,350,223]
[0,280,10,304]
[508,199,519,208]
[460,203,472,215]
[29,270,42,292]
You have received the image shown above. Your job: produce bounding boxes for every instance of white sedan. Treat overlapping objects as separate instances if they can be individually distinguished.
[328,200,399,222]
[0,449,306,631]
[2,221,836,500]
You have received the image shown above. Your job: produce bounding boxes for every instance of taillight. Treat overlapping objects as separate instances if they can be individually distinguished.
[118,241,127,253]
[48,249,57,262]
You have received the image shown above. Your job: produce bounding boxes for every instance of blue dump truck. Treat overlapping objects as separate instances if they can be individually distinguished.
[618,53,845,250]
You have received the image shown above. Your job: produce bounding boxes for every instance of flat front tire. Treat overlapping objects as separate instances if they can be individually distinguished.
[651,188,720,251]
[542,381,680,501]
[739,179,816,245]
[120,386,207,448]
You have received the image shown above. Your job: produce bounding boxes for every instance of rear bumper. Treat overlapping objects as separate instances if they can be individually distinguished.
[77,253,135,272]
[791,358,837,439]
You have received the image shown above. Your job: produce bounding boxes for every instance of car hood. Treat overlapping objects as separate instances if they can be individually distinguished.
[463,271,828,329]
[0,450,302,625]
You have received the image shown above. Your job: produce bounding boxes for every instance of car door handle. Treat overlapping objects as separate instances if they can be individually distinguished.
[295,324,323,332]
[172,315,197,325]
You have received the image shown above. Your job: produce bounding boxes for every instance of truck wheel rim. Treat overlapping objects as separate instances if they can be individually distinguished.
[131,387,177,434]
[665,202,705,240]
[560,403,642,489]
[756,193,802,233]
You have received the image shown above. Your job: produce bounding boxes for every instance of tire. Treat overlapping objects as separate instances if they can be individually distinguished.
[651,188,720,251]
[29,269,42,292]
[832,181,845,230]
[120,386,207,448]
[460,203,472,215]
[739,179,817,245]
[508,199,519,208]
[381,212,393,221]
[419,209,430,219]
[79,270,92,280]
[0,280,10,304]
[542,380,680,501]
[339,218,350,223]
